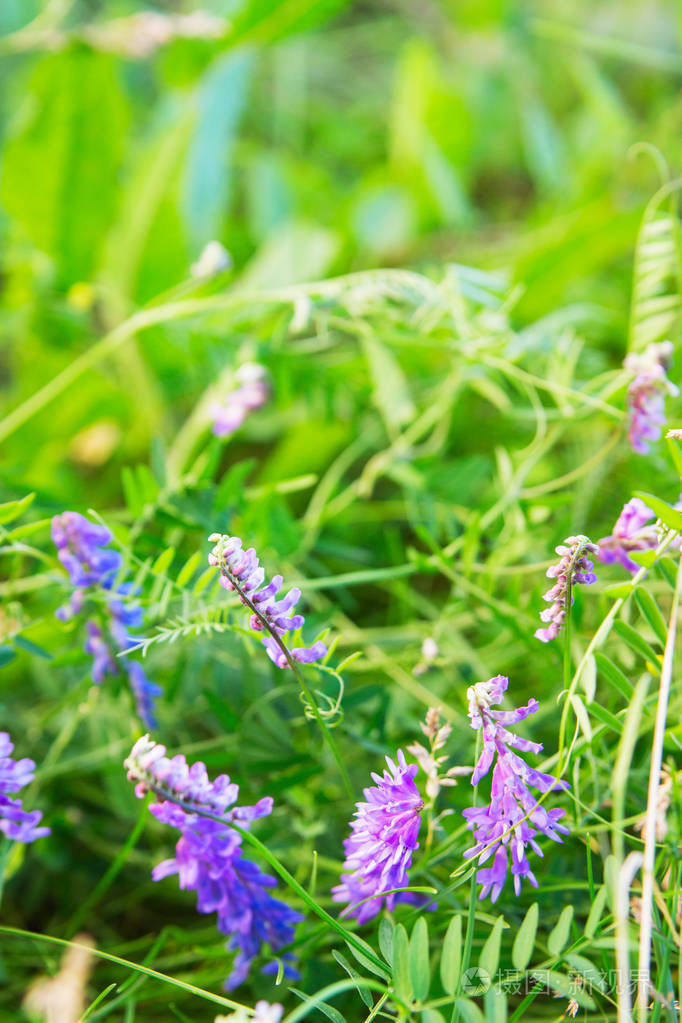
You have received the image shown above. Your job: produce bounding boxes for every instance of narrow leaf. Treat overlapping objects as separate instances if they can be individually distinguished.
[479,915,505,980]
[177,551,202,587]
[612,620,661,662]
[634,589,668,645]
[547,905,573,957]
[440,915,462,995]
[512,903,538,972]
[409,917,430,1003]
[0,493,35,526]
[594,652,634,699]
[392,924,412,1005]
[633,491,682,532]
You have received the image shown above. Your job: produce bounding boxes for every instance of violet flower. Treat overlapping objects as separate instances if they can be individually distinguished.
[52,512,162,728]
[208,533,327,668]
[462,676,569,902]
[125,737,303,990]
[0,732,50,843]
[624,341,678,454]
[211,363,269,438]
[331,750,423,923]
[597,498,659,573]
[535,534,598,643]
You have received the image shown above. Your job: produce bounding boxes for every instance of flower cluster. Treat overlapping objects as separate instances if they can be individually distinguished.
[462,676,569,902]
[624,340,678,454]
[125,737,302,990]
[52,512,162,728]
[535,535,598,643]
[0,732,50,843]
[598,498,659,573]
[332,750,423,923]
[211,364,269,439]
[208,533,327,668]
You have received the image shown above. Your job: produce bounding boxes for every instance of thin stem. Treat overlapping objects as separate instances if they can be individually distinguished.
[636,552,682,1020]
[451,730,482,1023]
[0,926,248,1012]
[218,562,353,797]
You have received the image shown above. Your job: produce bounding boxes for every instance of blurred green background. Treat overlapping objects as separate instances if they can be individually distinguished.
[2,0,682,504]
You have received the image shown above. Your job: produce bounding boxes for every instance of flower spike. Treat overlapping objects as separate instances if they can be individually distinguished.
[463,677,569,902]
[624,341,678,454]
[332,749,423,923]
[208,533,326,668]
[535,534,598,643]
[125,737,302,990]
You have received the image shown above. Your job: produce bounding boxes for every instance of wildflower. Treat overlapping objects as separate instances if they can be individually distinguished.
[598,498,659,573]
[331,750,423,923]
[667,428,682,440]
[52,512,162,728]
[215,1004,283,1023]
[535,535,598,643]
[211,363,269,438]
[407,707,470,801]
[125,737,303,990]
[624,341,678,454]
[191,240,233,280]
[208,533,326,668]
[0,732,50,843]
[462,676,569,902]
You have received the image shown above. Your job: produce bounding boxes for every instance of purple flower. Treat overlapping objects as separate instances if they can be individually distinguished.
[331,750,423,924]
[0,732,50,843]
[208,533,327,669]
[125,737,303,990]
[462,676,569,902]
[52,512,161,728]
[624,341,678,454]
[211,363,269,438]
[598,498,659,573]
[52,512,122,589]
[535,535,599,643]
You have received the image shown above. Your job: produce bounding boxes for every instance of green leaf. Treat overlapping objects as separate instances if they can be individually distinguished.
[421,1011,446,1023]
[152,547,176,576]
[440,915,462,995]
[587,703,623,734]
[529,970,595,1009]
[4,518,51,541]
[378,918,393,966]
[634,589,668,645]
[331,951,372,1009]
[0,493,35,526]
[633,491,682,532]
[594,652,634,699]
[612,620,661,662]
[602,581,635,599]
[479,915,505,980]
[346,936,390,980]
[512,903,538,972]
[13,635,52,660]
[454,998,485,1023]
[409,917,430,1003]
[547,905,573,957]
[628,549,658,569]
[585,886,608,938]
[1,49,128,283]
[201,690,240,732]
[564,953,608,992]
[177,551,202,587]
[483,983,507,1023]
[290,987,348,1023]
[658,556,678,588]
[392,923,412,1005]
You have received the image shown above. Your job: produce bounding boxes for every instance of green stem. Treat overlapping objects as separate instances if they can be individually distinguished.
[217,561,353,798]
[0,926,248,1012]
[451,731,482,1023]
[150,791,386,975]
